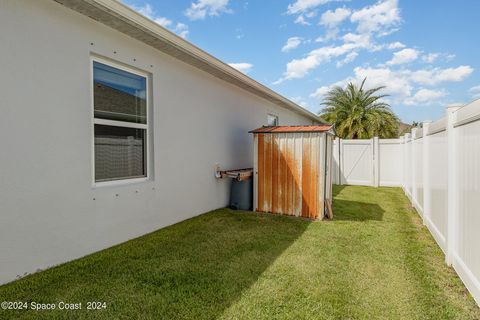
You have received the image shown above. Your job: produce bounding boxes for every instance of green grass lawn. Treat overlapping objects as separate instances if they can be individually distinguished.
[0,186,479,319]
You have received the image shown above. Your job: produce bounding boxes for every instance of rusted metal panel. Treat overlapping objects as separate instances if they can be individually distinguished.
[272,134,279,214]
[254,130,332,220]
[264,134,272,213]
[257,134,264,212]
[310,133,319,219]
[280,134,287,214]
[324,134,334,218]
[293,134,303,216]
[301,133,311,218]
[318,134,326,219]
[286,134,294,215]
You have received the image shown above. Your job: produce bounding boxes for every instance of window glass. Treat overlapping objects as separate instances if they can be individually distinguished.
[267,114,279,126]
[94,124,146,182]
[93,61,147,124]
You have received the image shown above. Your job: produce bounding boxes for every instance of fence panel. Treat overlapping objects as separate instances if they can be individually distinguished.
[453,101,480,305]
[332,139,340,185]
[378,139,403,187]
[425,118,448,252]
[404,135,412,199]
[413,130,424,215]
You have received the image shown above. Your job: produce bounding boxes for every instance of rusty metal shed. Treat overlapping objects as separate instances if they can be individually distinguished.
[250,125,335,220]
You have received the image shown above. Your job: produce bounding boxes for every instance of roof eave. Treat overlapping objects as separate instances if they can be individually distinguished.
[249,125,334,134]
[53,0,322,123]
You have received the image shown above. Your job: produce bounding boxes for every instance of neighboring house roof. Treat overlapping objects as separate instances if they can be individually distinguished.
[398,122,413,135]
[250,125,333,134]
[53,0,322,123]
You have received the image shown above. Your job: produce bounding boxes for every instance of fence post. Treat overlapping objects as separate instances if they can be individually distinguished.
[423,121,432,226]
[446,105,460,266]
[404,133,411,199]
[373,136,380,187]
[400,135,405,192]
[411,128,418,209]
[339,138,343,185]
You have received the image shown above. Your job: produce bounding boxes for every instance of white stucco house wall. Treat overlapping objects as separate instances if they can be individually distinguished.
[0,0,321,284]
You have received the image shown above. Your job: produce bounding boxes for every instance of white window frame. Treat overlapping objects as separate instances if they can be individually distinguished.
[90,56,150,187]
[267,113,279,126]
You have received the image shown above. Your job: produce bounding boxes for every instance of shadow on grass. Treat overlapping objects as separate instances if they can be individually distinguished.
[333,199,384,221]
[332,185,384,221]
[0,209,310,320]
[333,184,347,197]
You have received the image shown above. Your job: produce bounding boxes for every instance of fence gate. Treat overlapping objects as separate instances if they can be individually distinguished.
[336,139,375,186]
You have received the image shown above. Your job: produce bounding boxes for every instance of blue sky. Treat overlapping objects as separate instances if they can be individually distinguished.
[123,0,480,124]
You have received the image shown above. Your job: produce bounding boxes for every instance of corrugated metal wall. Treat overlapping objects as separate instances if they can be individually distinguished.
[325,134,334,209]
[254,132,328,219]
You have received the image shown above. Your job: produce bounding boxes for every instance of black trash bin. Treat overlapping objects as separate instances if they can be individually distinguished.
[229,177,253,211]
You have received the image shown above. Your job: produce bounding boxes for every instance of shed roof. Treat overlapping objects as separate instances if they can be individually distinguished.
[53,0,322,123]
[250,125,334,134]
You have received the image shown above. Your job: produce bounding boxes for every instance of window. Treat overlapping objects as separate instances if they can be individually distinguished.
[92,60,149,183]
[267,114,279,126]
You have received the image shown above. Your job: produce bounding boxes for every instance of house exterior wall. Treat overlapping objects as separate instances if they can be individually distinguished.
[0,0,314,284]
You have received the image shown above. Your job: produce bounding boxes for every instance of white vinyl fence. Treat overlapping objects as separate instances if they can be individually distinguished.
[333,99,480,306]
[333,138,403,187]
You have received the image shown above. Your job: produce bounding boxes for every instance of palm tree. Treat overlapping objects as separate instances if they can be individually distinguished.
[320,78,400,139]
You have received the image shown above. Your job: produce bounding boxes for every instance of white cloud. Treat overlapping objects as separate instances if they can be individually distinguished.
[445,54,456,61]
[353,66,413,98]
[280,0,405,82]
[387,48,420,65]
[309,67,410,102]
[350,66,472,97]
[310,79,348,99]
[315,28,340,42]
[294,15,311,25]
[275,42,365,83]
[469,85,480,98]
[336,52,358,68]
[421,52,456,64]
[310,86,332,99]
[342,32,381,50]
[185,0,231,20]
[291,96,309,108]
[287,0,335,15]
[422,53,440,64]
[310,64,473,106]
[387,41,405,50]
[350,0,401,35]
[404,88,447,106]
[410,66,474,85]
[282,37,303,52]
[174,23,189,38]
[276,31,387,83]
[127,3,190,38]
[134,3,155,17]
[154,17,173,28]
[228,63,253,74]
[319,7,351,28]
